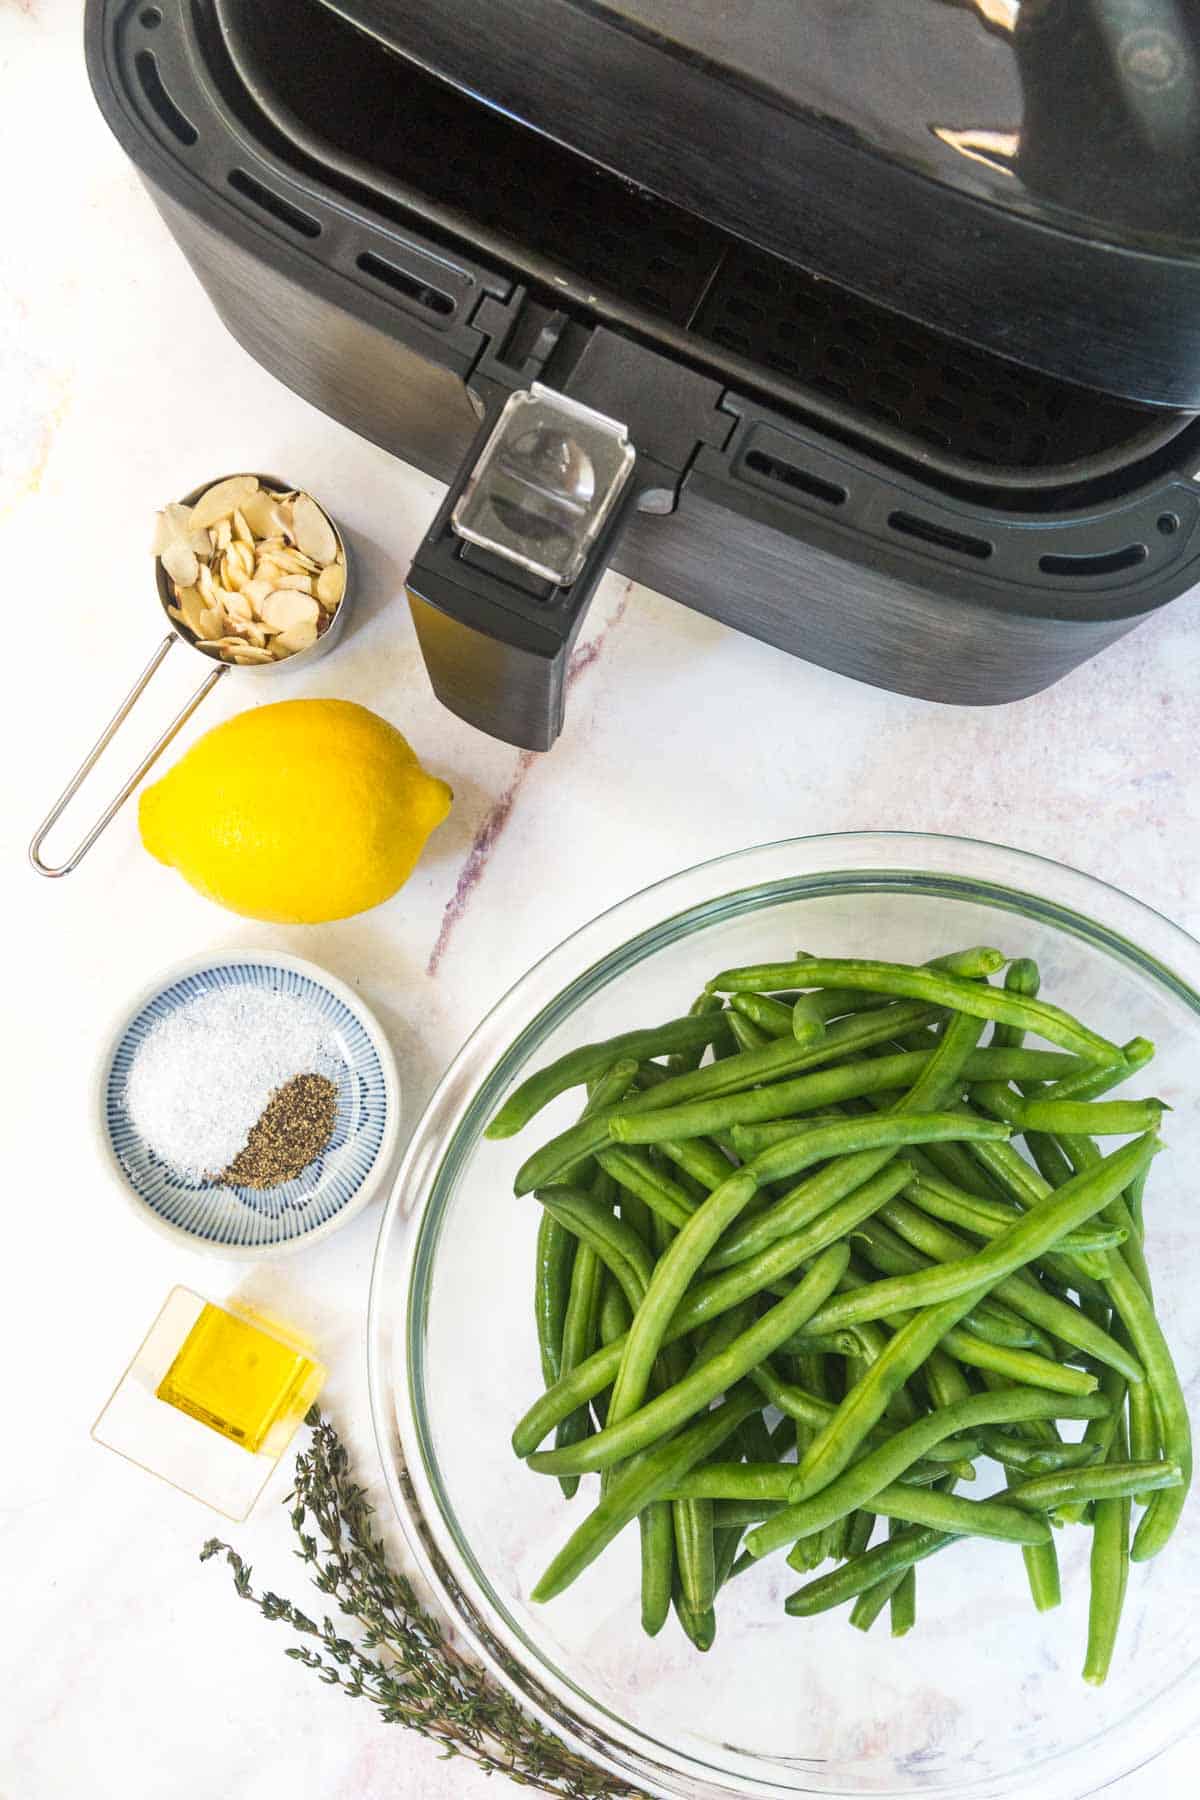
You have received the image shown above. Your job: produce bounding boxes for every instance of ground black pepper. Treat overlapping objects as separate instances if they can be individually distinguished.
[221,1072,339,1188]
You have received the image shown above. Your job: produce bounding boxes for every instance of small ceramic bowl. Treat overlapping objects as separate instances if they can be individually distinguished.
[98,951,399,1257]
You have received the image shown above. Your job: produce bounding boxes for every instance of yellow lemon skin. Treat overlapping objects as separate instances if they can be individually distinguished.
[139,699,452,924]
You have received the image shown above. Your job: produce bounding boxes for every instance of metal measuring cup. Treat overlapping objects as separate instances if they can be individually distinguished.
[29,474,351,877]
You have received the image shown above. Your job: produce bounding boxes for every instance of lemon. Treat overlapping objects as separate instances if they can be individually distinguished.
[139,699,452,923]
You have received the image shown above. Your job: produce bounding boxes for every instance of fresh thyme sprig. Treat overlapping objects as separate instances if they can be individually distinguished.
[201,1410,645,1799]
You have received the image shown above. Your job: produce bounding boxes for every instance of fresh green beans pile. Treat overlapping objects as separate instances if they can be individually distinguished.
[487,950,1189,1682]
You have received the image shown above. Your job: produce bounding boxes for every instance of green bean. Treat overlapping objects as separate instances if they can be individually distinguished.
[667,992,729,1076]
[535,1186,655,1313]
[1062,1133,1155,1297]
[513,1002,940,1192]
[597,1271,632,1345]
[726,1010,769,1053]
[788,1123,1137,1504]
[730,992,795,1037]
[650,1132,735,1194]
[534,1210,576,1391]
[664,1464,794,1502]
[512,1164,912,1455]
[890,1554,917,1637]
[846,1509,876,1558]
[1004,1445,1064,1613]
[1084,1412,1131,1685]
[714,1519,748,1588]
[783,1480,1050,1547]
[1126,1162,1149,1241]
[792,992,827,1046]
[611,1047,1083,1149]
[906,1170,1126,1255]
[1037,1037,1154,1105]
[555,1242,604,1498]
[928,947,1008,978]
[638,1502,674,1637]
[749,1388,1107,1556]
[596,1145,696,1231]
[748,1113,1010,1188]
[672,1490,716,1617]
[849,1568,906,1632]
[980,1434,1102,1475]
[880,1196,1143,1380]
[785,1524,955,1616]
[530,1384,761,1602]
[1019,1099,1166,1136]
[793,1134,1159,1344]
[1008,1461,1182,1511]
[747,1364,967,1473]
[528,1246,850,1476]
[710,1148,905,1271]
[713,1499,781,1527]
[1101,1252,1191,1560]
[1126,1362,1161,1471]
[785,1331,865,1358]
[536,1067,637,1411]
[896,1005,989,1111]
[488,1015,732,1139]
[605,1118,977,1428]
[708,958,1121,1063]
[673,1591,717,1652]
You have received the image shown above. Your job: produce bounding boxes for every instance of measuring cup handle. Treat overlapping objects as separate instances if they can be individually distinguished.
[28,634,228,878]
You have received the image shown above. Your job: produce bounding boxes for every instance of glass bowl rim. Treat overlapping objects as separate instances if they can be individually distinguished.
[368,830,1200,1800]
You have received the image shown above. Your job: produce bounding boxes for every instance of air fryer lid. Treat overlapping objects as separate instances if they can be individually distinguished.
[324,0,1200,408]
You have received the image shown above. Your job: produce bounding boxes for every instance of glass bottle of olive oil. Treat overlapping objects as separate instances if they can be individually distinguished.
[156,1301,324,1455]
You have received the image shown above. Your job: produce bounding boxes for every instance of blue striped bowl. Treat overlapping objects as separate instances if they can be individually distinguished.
[99,953,400,1256]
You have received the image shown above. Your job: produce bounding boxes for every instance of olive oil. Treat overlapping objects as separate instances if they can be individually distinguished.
[156,1302,323,1453]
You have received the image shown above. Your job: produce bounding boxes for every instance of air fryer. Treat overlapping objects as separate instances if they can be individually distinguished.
[86,1,1200,749]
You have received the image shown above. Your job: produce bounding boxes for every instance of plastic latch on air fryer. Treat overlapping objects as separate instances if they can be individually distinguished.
[459,289,734,584]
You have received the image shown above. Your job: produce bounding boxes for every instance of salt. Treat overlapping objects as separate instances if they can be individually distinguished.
[123,987,342,1181]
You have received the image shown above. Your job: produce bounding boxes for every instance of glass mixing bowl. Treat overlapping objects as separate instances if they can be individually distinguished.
[368,834,1200,1800]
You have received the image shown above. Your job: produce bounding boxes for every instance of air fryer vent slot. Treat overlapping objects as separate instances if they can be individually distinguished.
[888,511,993,560]
[744,450,846,507]
[1038,544,1148,577]
[356,250,454,317]
[134,50,197,146]
[227,167,321,238]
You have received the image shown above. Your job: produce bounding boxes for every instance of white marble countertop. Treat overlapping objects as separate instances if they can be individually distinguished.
[4,5,1200,1797]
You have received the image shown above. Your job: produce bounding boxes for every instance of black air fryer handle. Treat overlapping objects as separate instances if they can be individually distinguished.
[406,410,649,751]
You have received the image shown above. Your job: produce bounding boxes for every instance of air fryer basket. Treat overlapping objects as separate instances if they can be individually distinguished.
[89,0,1200,748]
[208,0,1187,492]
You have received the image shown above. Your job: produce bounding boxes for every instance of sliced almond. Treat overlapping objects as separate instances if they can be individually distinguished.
[240,578,273,613]
[225,643,275,665]
[268,546,321,575]
[291,493,338,565]
[223,587,254,623]
[172,585,208,637]
[273,621,319,656]
[189,474,260,532]
[260,589,320,633]
[161,540,200,587]
[315,562,345,609]
[221,542,256,591]
[240,491,290,540]
[152,502,212,581]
